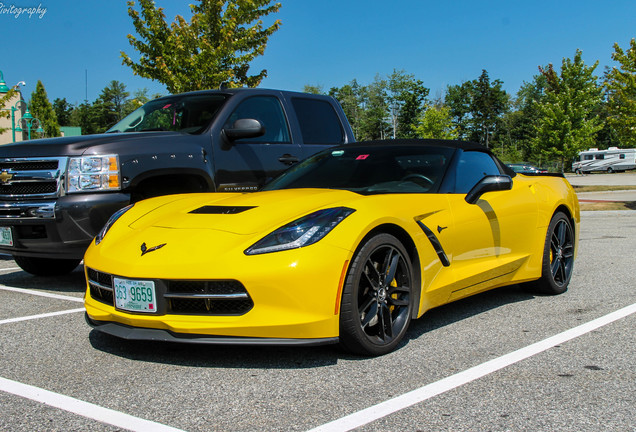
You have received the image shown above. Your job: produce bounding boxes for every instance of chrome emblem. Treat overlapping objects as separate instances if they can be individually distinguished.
[140,242,166,256]
[0,171,14,183]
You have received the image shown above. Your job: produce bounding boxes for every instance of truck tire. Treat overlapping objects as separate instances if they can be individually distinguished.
[13,256,81,276]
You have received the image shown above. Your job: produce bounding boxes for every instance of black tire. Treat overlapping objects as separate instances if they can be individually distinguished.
[339,233,414,356]
[13,256,81,276]
[607,167,614,174]
[528,212,575,295]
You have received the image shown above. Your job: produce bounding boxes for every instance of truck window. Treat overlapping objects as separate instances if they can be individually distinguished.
[225,96,291,143]
[595,154,604,160]
[291,98,344,145]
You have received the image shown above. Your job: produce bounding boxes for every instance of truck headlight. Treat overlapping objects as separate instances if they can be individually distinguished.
[67,155,121,193]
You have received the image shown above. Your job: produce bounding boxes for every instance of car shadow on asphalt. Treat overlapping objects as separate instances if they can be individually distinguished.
[87,284,536,369]
[0,265,86,294]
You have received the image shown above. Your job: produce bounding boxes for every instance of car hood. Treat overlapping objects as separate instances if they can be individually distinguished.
[0,132,194,158]
[126,188,362,236]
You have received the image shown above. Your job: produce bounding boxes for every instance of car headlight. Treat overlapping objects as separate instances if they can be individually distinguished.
[95,204,133,245]
[67,155,121,193]
[245,207,355,255]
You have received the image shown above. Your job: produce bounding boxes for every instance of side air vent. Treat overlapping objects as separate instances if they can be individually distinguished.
[189,205,256,214]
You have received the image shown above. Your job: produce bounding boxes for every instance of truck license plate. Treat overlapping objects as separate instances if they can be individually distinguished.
[113,277,157,313]
[0,227,13,246]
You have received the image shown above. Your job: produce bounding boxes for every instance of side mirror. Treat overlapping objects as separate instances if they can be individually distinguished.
[465,175,512,204]
[221,118,265,146]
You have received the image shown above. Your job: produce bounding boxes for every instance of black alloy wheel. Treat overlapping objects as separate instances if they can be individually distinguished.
[339,233,414,356]
[529,212,575,295]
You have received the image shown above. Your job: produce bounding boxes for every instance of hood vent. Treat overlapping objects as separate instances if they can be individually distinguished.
[189,205,256,215]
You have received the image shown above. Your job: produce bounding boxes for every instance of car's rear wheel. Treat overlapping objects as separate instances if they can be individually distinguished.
[529,212,575,295]
[13,256,81,276]
[339,233,414,356]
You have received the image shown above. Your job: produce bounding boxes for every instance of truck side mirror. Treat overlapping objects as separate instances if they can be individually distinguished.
[221,119,265,148]
[465,175,512,204]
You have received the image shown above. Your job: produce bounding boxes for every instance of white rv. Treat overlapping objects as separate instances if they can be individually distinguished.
[572,147,636,173]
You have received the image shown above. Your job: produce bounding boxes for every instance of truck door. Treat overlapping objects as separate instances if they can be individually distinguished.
[213,95,301,192]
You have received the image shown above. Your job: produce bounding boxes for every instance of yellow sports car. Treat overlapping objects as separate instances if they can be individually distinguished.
[84,140,579,356]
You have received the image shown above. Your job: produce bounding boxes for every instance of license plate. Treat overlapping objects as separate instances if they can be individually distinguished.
[0,227,13,247]
[113,277,157,313]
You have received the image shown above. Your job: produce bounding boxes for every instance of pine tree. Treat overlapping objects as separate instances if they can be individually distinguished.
[29,80,60,138]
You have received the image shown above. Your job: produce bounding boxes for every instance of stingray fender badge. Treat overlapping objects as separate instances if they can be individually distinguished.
[140,242,166,256]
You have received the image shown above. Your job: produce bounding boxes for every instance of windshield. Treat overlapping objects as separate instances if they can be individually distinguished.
[263,145,456,194]
[107,94,228,134]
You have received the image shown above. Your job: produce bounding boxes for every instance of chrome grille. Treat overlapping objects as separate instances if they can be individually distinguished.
[0,157,66,199]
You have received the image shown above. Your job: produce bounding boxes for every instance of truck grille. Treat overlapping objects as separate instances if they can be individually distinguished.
[86,268,254,316]
[0,157,66,199]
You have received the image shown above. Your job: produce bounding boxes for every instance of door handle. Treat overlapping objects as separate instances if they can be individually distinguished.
[279,154,299,165]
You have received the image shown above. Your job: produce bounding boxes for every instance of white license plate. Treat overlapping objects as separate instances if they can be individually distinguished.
[0,227,13,247]
[113,277,157,313]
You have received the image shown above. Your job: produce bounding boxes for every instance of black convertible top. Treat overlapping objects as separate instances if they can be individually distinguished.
[342,138,490,152]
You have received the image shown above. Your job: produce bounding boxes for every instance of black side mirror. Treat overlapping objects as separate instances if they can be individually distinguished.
[221,118,265,147]
[465,175,512,204]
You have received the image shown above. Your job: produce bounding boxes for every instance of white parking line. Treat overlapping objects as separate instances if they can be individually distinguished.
[0,266,21,272]
[0,308,85,325]
[0,284,84,303]
[308,302,636,432]
[0,376,187,432]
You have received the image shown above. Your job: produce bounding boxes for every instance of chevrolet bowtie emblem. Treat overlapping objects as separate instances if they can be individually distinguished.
[140,242,166,256]
[0,171,14,183]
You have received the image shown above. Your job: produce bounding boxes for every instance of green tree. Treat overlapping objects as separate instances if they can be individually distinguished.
[329,80,364,139]
[532,50,603,171]
[29,80,60,138]
[91,81,131,133]
[0,88,18,135]
[469,70,509,148]
[386,69,429,139]
[604,38,636,147]
[53,98,74,126]
[358,75,389,140]
[414,103,458,139]
[69,102,98,135]
[302,84,324,95]
[445,82,472,139]
[121,0,282,92]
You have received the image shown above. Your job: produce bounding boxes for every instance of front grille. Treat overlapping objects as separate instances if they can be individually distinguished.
[0,161,58,170]
[0,182,57,195]
[86,268,254,316]
[87,268,114,305]
[0,157,65,199]
[166,280,253,315]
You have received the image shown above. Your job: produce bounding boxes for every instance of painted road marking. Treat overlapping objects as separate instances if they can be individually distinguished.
[0,284,83,303]
[0,377,187,432]
[308,302,636,432]
[0,308,85,325]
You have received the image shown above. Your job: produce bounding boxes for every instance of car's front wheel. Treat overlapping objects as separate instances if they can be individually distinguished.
[528,212,575,295]
[13,256,81,276]
[339,233,414,356]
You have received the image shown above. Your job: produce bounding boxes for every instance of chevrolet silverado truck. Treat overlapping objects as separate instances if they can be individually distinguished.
[0,88,355,275]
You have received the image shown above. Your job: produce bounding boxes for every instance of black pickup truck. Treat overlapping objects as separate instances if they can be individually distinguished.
[0,88,355,275]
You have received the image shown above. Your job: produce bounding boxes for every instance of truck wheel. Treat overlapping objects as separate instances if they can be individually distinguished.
[607,167,614,173]
[13,256,81,276]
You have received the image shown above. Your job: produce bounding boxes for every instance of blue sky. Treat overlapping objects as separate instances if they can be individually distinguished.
[1,0,635,105]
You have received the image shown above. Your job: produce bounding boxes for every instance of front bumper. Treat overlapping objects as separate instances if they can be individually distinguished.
[0,193,131,259]
[83,234,353,341]
[85,313,338,346]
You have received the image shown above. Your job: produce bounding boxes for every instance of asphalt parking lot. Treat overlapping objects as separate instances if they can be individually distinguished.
[0,180,635,431]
